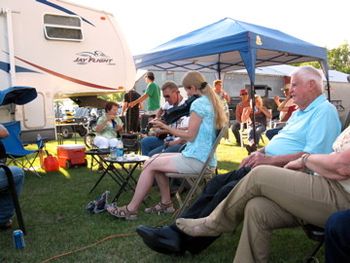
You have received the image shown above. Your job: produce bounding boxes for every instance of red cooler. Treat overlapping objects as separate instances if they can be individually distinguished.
[57,144,86,168]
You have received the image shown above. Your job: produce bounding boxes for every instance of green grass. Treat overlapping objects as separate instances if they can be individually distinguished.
[0,137,324,263]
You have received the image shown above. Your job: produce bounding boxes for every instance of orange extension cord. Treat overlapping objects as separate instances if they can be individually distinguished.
[41,232,137,263]
[40,217,175,262]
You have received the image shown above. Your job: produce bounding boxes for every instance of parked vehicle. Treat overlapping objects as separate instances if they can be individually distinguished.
[55,107,101,139]
[0,0,135,141]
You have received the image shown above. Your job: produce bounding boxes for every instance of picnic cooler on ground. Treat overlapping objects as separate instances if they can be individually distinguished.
[57,144,86,168]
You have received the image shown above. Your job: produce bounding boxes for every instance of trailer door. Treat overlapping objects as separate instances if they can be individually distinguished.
[22,92,46,128]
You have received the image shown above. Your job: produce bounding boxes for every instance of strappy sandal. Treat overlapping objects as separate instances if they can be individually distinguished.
[144,202,175,214]
[106,203,138,220]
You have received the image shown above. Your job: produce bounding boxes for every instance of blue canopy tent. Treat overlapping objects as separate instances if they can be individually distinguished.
[134,17,330,144]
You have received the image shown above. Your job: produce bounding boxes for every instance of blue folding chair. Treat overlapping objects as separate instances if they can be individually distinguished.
[1,121,42,177]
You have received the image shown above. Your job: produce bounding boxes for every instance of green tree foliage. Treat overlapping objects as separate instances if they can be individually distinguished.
[328,42,350,74]
[295,42,350,74]
[99,92,125,103]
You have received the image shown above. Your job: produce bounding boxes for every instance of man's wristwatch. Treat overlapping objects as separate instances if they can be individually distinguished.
[301,153,310,168]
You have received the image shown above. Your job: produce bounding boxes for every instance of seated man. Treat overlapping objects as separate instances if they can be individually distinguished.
[93,102,123,149]
[266,86,297,140]
[141,81,188,157]
[175,124,350,262]
[242,95,272,154]
[0,124,25,230]
[136,66,341,255]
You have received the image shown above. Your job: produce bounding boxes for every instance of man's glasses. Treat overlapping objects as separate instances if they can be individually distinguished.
[163,95,170,99]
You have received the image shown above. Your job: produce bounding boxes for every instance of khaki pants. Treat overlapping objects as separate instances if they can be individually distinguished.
[206,165,350,263]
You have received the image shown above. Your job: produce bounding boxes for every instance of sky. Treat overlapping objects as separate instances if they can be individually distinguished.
[73,0,349,55]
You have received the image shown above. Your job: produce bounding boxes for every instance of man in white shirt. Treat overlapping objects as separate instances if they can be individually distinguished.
[140,81,188,156]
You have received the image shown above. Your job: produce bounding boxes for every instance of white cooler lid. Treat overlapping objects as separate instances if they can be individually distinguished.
[57,144,86,150]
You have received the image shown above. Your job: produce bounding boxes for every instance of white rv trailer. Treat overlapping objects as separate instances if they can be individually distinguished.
[0,0,136,141]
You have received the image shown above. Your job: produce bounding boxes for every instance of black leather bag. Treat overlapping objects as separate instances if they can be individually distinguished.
[121,134,139,152]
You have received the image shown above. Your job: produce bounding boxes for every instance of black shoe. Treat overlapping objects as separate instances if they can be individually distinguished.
[136,225,184,255]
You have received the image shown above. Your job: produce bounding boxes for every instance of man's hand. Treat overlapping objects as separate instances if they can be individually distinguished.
[274,96,280,104]
[150,119,168,132]
[284,158,303,170]
[128,101,136,108]
[239,152,273,168]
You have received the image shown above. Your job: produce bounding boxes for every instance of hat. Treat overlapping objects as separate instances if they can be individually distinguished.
[240,89,248,95]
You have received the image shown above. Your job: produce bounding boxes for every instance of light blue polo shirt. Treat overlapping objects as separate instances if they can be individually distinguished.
[182,96,217,167]
[266,94,341,156]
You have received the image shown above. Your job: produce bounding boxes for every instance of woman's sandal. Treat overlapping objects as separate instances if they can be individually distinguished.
[144,202,175,214]
[106,204,138,220]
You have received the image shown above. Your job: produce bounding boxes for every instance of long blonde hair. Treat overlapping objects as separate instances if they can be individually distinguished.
[182,71,227,129]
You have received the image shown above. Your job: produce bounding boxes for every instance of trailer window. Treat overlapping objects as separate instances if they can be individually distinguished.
[43,14,83,41]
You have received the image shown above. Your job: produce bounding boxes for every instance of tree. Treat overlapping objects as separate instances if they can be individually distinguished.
[328,42,350,74]
[99,92,125,103]
[295,42,350,74]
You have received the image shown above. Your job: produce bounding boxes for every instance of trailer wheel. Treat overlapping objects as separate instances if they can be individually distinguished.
[77,126,88,137]
[60,127,73,139]
[65,160,71,169]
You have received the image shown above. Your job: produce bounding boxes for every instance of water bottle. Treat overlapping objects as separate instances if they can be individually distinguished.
[116,139,124,157]
[36,134,43,149]
[110,147,117,160]
[13,229,25,249]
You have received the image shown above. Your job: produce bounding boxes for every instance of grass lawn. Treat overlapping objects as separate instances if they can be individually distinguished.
[0,136,324,263]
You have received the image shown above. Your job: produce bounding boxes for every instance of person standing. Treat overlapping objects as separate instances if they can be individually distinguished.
[213,80,231,140]
[128,71,161,115]
[213,80,230,117]
[123,89,141,133]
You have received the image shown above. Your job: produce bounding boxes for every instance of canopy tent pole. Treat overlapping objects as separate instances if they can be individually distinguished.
[249,80,257,146]
[218,54,221,79]
[320,60,331,101]
[325,75,331,101]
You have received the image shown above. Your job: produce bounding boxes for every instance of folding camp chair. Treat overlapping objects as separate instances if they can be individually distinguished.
[302,224,325,263]
[165,125,228,218]
[1,121,42,177]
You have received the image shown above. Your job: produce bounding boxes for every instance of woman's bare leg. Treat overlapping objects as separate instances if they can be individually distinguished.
[127,153,179,211]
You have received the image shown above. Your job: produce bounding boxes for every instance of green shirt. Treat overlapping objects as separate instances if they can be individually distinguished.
[145,82,160,111]
[96,115,123,139]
